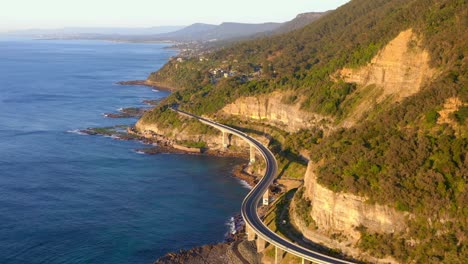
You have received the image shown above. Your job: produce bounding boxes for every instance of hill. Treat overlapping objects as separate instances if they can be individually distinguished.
[139,0,466,262]
[153,23,218,41]
[156,22,281,42]
[146,12,325,43]
[272,12,326,35]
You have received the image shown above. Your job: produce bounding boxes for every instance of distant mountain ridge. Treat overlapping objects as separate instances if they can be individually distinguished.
[154,23,217,40]
[3,26,184,37]
[2,12,325,43]
[273,12,327,34]
[147,12,325,42]
[157,22,282,42]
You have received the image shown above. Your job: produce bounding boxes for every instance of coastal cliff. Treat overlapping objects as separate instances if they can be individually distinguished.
[303,162,407,236]
[289,162,407,263]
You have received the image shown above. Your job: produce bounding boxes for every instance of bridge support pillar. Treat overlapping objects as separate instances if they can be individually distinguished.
[249,145,256,163]
[275,246,284,264]
[246,223,255,241]
[256,237,266,252]
[222,131,230,149]
[263,188,269,206]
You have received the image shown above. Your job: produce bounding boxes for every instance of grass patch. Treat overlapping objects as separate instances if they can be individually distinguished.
[177,140,206,148]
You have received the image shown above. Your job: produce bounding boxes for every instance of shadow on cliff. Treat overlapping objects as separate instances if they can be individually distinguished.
[224,123,307,179]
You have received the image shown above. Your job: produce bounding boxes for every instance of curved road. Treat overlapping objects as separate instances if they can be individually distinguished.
[173,108,355,264]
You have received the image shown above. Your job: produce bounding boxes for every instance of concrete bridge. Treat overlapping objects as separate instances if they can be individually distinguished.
[173,108,355,264]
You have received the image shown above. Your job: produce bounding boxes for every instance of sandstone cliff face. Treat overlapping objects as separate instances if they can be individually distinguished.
[220,91,333,133]
[338,29,437,126]
[437,97,466,130]
[303,162,407,239]
[340,29,435,100]
[290,162,407,263]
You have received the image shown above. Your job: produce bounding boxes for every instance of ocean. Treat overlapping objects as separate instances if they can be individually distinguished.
[0,38,248,264]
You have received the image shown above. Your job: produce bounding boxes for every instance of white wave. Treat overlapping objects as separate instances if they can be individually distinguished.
[238,179,252,190]
[137,140,151,145]
[66,129,87,135]
[133,150,146,155]
[225,216,236,235]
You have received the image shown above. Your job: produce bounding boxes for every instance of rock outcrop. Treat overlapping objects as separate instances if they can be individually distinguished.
[340,29,435,100]
[303,162,407,238]
[290,162,408,263]
[337,29,437,126]
[154,240,260,264]
[437,97,466,128]
[135,118,249,150]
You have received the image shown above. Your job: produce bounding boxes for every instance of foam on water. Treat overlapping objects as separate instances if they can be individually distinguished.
[66,129,88,135]
[238,179,253,190]
[226,216,236,235]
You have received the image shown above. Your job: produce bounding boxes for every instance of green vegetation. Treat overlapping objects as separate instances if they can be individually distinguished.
[217,116,309,179]
[293,188,316,228]
[277,157,306,179]
[88,127,116,136]
[177,140,207,149]
[263,192,290,240]
[451,105,468,124]
[425,109,440,125]
[140,106,219,136]
[140,106,184,129]
[357,228,409,261]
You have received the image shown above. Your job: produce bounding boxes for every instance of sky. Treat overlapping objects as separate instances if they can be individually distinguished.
[1,0,350,32]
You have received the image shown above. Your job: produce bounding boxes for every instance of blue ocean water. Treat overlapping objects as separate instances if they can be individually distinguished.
[0,38,248,264]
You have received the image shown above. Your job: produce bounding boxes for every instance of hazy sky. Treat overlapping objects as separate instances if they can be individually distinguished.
[1,0,350,32]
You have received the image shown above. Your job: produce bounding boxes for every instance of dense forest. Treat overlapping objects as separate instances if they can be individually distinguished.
[140,0,467,262]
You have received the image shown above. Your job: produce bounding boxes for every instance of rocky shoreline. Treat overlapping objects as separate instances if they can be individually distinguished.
[117,80,177,92]
[104,107,149,118]
[154,213,261,264]
[79,122,262,263]
[154,239,261,264]
[117,80,157,88]
[79,125,250,159]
